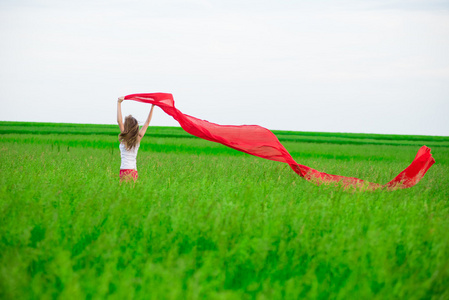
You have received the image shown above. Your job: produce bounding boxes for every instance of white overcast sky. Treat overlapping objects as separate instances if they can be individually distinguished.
[1,0,448,136]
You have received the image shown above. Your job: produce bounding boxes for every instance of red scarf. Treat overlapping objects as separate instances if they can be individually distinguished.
[125,93,435,190]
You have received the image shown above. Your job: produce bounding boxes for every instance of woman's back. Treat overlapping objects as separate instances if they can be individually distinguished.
[119,143,140,170]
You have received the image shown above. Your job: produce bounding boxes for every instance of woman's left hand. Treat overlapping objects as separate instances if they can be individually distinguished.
[118,96,124,103]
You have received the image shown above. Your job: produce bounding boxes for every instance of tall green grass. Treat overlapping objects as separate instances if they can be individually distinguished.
[0,122,448,299]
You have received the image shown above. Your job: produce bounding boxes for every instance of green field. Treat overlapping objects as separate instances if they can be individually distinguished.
[1,121,448,299]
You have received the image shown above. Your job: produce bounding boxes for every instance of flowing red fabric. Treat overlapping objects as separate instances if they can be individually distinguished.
[125,93,435,190]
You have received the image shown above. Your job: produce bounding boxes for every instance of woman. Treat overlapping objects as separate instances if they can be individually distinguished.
[117,96,155,181]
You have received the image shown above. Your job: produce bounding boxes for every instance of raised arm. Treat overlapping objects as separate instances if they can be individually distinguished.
[117,96,124,133]
[138,104,155,140]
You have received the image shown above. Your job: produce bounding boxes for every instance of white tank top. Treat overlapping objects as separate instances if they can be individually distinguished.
[119,142,140,170]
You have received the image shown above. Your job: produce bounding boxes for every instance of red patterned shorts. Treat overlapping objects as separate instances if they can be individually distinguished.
[120,169,138,181]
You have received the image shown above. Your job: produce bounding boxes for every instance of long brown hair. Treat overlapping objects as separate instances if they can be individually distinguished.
[119,115,140,150]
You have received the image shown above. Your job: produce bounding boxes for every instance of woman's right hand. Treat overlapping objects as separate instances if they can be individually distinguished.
[118,96,124,103]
